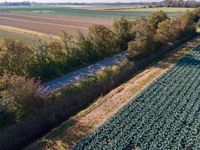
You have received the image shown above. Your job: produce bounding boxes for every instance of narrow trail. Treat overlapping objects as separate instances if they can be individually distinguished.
[41,53,126,93]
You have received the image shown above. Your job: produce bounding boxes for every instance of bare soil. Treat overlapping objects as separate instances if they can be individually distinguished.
[0,12,112,36]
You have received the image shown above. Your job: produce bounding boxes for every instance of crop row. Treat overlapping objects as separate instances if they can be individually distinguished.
[74,45,200,150]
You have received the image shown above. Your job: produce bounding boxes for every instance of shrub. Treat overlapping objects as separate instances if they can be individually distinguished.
[127,36,157,61]
[0,39,33,76]
[156,19,181,44]
[112,17,134,52]
[0,74,46,120]
[127,18,157,61]
[88,24,116,58]
[147,11,169,29]
[76,32,98,63]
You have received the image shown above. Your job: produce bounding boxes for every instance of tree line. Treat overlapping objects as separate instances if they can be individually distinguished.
[156,0,200,8]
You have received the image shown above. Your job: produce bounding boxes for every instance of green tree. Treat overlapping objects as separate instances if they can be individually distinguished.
[88,24,115,58]
[112,17,134,52]
[156,19,181,44]
[76,32,97,63]
[0,39,33,76]
[127,18,157,61]
[0,74,45,120]
[148,11,169,29]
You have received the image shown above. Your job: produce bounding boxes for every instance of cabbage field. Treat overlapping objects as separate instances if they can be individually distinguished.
[74,45,200,150]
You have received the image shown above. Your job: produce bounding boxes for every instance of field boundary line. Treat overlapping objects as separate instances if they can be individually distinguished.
[0,25,59,39]
[0,16,89,30]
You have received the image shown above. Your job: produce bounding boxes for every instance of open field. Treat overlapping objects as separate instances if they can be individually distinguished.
[74,44,200,149]
[0,6,193,37]
[60,4,148,10]
[0,12,112,36]
[25,35,200,150]
[0,6,190,20]
[111,7,194,12]
[65,5,194,12]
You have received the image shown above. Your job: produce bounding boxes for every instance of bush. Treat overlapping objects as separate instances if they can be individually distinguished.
[88,24,116,58]
[76,32,98,63]
[0,39,33,76]
[147,11,169,29]
[156,19,181,44]
[127,36,157,61]
[127,18,157,61]
[0,74,46,120]
[112,17,134,51]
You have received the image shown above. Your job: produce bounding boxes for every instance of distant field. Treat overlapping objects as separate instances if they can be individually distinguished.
[0,11,112,36]
[62,4,148,10]
[115,7,194,12]
[0,6,194,38]
[0,6,190,20]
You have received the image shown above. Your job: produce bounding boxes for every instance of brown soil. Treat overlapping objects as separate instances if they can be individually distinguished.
[25,35,200,150]
[0,12,112,36]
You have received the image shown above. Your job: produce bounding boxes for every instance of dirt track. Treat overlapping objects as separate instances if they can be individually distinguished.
[0,12,112,36]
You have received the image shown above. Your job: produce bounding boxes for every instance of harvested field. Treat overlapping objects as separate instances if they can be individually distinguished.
[0,12,112,36]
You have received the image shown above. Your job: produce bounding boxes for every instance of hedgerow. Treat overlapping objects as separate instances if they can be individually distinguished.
[74,45,200,150]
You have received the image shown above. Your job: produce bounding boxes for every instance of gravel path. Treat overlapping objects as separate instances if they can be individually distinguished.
[41,53,126,94]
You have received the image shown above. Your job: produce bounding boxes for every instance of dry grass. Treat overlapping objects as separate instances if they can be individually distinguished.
[25,35,200,150]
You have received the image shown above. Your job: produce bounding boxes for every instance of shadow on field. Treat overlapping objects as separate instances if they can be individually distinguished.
[154,38,200,70]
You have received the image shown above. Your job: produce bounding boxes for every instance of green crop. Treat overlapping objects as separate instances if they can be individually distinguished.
[74,45,200,150]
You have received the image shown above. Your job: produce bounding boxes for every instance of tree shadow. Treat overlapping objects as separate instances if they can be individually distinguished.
[153,40,200,70]
[28,118,93,150]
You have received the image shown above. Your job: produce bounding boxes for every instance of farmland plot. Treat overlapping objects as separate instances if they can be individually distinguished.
[0,7,186,20]
[0,12,112,36]
[75,45,200,150]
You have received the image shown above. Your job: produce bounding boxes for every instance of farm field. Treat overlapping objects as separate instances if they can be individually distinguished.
[0,6,191,20]
[0,6,193,37]
[0,6,192,37]
[112,7,194,12]
[0,12,112,36]
[61,4,148,10]
[74,45,200,149]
